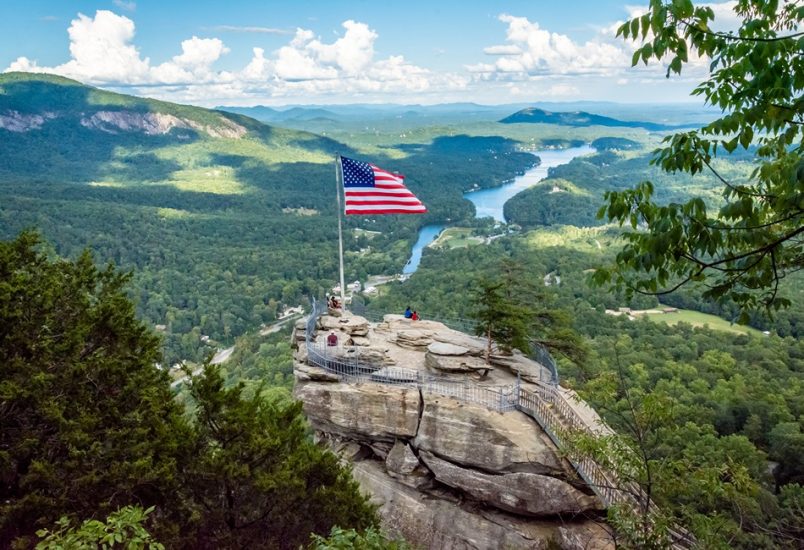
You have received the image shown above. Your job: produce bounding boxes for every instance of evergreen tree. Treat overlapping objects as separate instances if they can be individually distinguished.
[471,279,531,363]
[181,365,378,549]
[0,232,189,547]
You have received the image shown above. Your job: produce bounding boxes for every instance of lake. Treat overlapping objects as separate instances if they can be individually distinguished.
[464,144,595,223]
[402,144,594,274]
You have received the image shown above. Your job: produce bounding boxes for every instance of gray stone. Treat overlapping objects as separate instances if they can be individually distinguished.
[431,331,487,355]
[293,363,339,382]
[413,394,569,476]
[427,341,470,356]
[351,335,371,346]
[386,441,422,475]
[351,460,611,549]
[419,451,600,516]
[370,441,393,459]
[394,329,434,349]
[424,352,473,373]
[319,314,369,336]
[294,380,421,442]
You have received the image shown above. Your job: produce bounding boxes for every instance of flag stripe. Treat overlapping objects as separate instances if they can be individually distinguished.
[346,199,423,206]
[346,189,416,196]
[345,208,427,214]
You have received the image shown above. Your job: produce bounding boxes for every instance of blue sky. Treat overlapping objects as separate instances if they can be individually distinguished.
[0,0,739,106]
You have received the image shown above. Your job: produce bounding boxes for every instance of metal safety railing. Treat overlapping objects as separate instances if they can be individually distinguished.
[305,298,518,413]
[301,298,694,547]
[349,301,560,385]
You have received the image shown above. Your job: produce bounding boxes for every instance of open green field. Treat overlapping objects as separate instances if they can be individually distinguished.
[647,307,765,336]
[432,227,484,249]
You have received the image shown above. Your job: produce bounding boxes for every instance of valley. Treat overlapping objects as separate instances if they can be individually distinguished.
[1,71,801,549]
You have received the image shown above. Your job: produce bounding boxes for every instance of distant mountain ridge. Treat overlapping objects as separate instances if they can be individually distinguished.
[499,107,675,130]
[0,72,264,139]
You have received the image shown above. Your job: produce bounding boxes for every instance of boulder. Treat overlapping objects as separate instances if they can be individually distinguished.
[420,451,600,516]
[324,346,395,370]
[294,381,421,442]
[319,314,369,336]
[369,441,393,459]
[293,363,339,382]
[424,352,496,376]
[351,335,371,347]
[293,345,308,364]
[427,341,470,356]
[386,441,423,476]
[424,352,473,373]
[413,395,570,476]
[386,441,433,490]
[431,330,487,355]
[352,460,608,549]
[394,329,434,349]
[488,351,549,382]
[352,460,542,549]
[370,367,418,383]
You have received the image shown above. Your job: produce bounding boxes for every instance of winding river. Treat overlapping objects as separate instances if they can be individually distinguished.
[402,144,594,274]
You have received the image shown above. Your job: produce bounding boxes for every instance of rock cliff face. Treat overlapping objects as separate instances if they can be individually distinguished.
[293,312,613,550]
[0,108,247,138]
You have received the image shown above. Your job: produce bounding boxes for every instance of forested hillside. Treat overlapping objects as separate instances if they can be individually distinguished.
[0,72,535,365]
[365,228,803,548]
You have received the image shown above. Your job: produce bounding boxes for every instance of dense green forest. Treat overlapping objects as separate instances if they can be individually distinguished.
[0,233,378,548]
[0,73,535,365]
[2,69,802,548]
[366,229,803,548]
[503,145,803,338]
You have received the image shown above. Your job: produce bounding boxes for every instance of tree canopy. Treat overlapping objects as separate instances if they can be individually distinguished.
[0,232,377,548]
[0,231,189,547]
[595,0,804,319]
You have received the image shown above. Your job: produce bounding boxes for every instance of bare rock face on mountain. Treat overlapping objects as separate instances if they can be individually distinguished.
[293,312,611,550]
[79,111,247,138]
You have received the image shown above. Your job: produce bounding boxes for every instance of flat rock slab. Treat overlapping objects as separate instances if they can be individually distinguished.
[319,314,370,336]
[427,342,469,356]
[294,363,340,382]
[420,451,600,517]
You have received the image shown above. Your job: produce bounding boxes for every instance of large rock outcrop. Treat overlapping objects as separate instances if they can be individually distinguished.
[293,312,612,550]
[295,382,420,442]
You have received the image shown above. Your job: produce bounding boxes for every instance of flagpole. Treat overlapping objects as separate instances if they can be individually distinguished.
[335,154,347,310]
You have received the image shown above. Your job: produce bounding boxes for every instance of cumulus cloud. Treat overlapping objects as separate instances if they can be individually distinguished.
[4,10,466,104]
[471,13,631,78]
[9,10,151,82]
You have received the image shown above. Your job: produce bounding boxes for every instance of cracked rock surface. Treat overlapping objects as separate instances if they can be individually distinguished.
[293,312,612,550]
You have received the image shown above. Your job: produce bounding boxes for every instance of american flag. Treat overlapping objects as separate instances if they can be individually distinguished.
[340,156,427,215]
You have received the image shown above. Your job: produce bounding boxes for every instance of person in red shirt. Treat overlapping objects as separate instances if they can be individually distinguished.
[327,331,338,346]
[411,311,419,321]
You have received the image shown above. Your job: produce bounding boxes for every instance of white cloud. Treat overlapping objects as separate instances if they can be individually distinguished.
[113,0,136,12]
[483,45,522,56]
[472,13,632,78]
[4,10,466,104]
[208,25,291,35]
[36,10,150,83]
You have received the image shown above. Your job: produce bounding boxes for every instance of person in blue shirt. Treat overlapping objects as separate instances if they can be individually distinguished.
[404,306,413,319]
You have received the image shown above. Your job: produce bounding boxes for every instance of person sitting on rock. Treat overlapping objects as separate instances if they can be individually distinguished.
[411,311,420,321]
[327,331,338,346]
[404,306,412,319]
